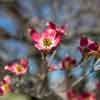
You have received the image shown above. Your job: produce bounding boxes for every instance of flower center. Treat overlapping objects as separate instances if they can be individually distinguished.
[85,97,90,100]
[64,62,72,69]
[16,64,24,72]
[3,84,10,92]
[43,38,52,47]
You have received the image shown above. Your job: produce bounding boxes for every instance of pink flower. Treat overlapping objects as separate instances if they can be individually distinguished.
[61,56,76,70]
[46,21,65,36]
[48,64,57,72]
[48,64,62,71]
[0,75,12,95]
[79,92,96,100]
[29,27,62,52]
[4,58,28,76]
[79,37,99,54]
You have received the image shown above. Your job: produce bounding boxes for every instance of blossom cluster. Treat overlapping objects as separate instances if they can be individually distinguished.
[0,58,28,95]
[0,21,100,100]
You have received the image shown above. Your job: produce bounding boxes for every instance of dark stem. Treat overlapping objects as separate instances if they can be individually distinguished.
[35,52,49,98]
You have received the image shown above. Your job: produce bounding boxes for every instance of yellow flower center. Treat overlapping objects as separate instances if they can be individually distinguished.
[3,84,10,92]
[16,64,24,72]
[43,38,52,47]
[85,97,90,100]
[64,62,72,69]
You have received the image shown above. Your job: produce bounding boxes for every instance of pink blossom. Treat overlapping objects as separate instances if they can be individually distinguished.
[48,64,62,71]
[61,56,76,70]
[0,75,12,95]
[29,27,62,52]
[4,58,28,76]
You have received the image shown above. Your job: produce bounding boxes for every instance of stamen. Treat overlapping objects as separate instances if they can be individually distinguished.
[16,64,23,72]
[3,84,10,92]
[43,38,52,47]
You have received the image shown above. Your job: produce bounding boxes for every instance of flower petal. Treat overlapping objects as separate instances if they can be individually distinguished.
[88,38,95,45]
[34,44,43,50]
[48,64,57,71]
[28,27,37,35]
[53,35,61,47]
[47,21,56,29]
[88,42,98,51]
[4,64,16,72]
[44,28,56,37]
[80,37,88,47]
[19,58,28,66]
[56,25,65,34]
[3,75,12,84]
[0,88,3,95]
[31,33,41,42]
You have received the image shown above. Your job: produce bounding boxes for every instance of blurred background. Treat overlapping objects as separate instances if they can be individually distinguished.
[0,0,100,100]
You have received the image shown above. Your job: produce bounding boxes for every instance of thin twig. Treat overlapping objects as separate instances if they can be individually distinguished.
[71,75,85,88]
[67,67,98,91]
[48,50,57,65]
